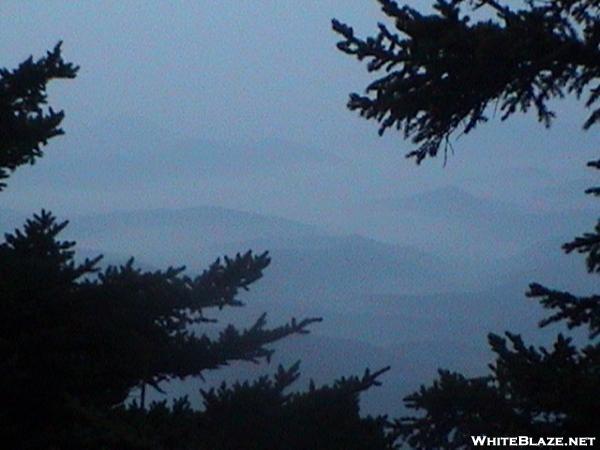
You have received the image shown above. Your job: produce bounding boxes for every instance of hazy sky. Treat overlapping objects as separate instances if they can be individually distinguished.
[6,3,598,419]
[1,1,598,223]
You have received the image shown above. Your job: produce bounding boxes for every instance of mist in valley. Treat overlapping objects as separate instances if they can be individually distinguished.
[2,1,598,419]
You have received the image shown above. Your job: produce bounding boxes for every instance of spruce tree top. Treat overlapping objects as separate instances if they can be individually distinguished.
[333,0,600,163]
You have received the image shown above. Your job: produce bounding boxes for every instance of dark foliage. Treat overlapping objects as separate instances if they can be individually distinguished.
[0,45,396,449]
[25,365,397,450]
[333,0,600,163]
[0,42,78,190]
[193,364,394,450]
[0,198,323,447]
[0,209,319,403]
[394,218,600,448]
[334,1,600,448]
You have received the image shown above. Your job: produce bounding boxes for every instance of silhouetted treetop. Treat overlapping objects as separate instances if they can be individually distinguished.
[333,0,600,163]
[0,209,321,419]
[1,40,398,449]
[195,364,396,450]
[0,42,78,190]
[333,2,600,446]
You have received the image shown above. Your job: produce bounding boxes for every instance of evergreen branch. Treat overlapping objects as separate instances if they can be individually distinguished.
[333,0,600,163]
[0,42,78,190]
[527,282,600,337]
[562,220,600,272]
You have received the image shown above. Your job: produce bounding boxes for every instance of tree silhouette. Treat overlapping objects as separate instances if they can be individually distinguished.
[0,42,78,190]
[333,0,600,163]
[107,365,396,450]
[334,1,600,447]
[0,45,396,449]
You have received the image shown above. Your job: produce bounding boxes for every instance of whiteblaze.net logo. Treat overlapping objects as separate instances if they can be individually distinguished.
[471,436,597,447]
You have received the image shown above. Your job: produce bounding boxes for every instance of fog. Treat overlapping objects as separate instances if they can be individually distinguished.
[2,1,598,416]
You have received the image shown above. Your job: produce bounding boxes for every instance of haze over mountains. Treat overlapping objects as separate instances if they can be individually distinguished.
[2,172,593,415]
[3,0,599,421]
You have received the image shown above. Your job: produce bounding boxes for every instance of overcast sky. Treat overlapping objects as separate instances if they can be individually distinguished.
[1,1,598,224]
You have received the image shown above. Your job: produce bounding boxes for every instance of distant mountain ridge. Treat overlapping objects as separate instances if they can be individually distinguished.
[63,205,326,266]
[14,116,346,188]
[3,203,594,297]
[373,185,594,256]
[3,204,592,419]
[378,185,593,217]
[61,206,455,296]
[379,186,517,216]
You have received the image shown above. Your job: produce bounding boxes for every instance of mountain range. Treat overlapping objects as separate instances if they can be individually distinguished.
[2,188,594,416]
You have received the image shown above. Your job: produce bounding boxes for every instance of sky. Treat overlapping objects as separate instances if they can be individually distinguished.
[4,2,600,419]
[1,0,598,227]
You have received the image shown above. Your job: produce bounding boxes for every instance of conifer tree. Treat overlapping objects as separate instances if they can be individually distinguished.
[1,44,396,449]
[333,0,600,163]
[334,1,600,447]
[0,42,77,190]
